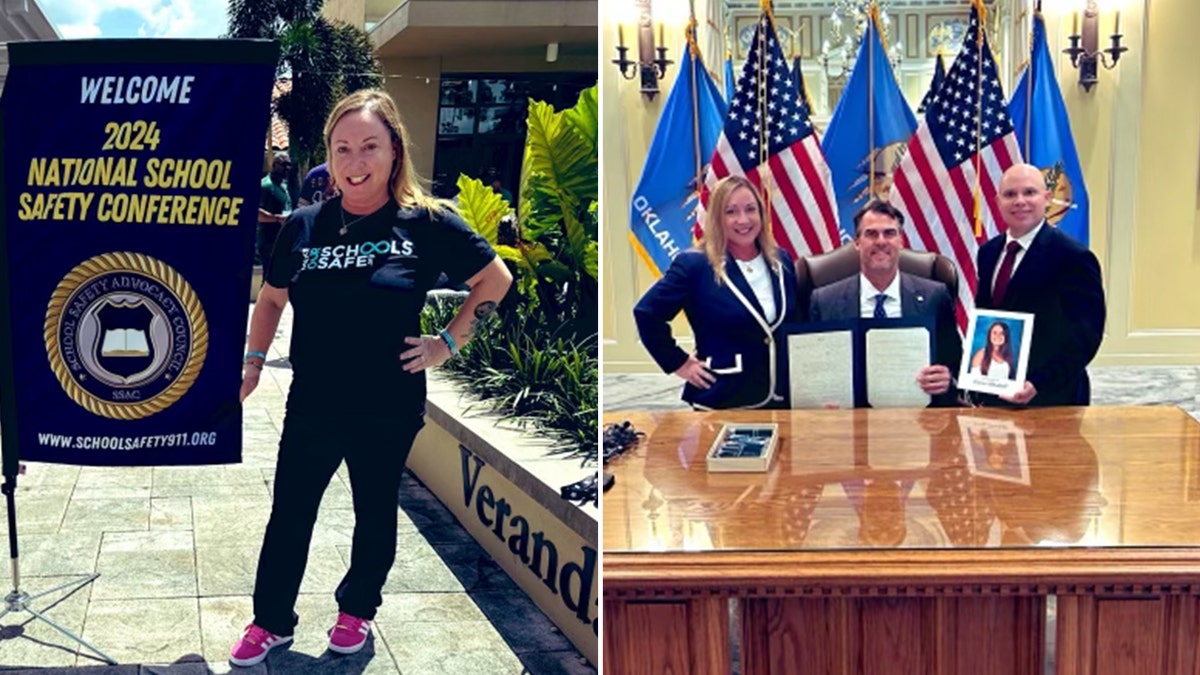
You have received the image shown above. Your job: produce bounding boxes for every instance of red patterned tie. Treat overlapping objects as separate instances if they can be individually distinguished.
[991,241,1022,306]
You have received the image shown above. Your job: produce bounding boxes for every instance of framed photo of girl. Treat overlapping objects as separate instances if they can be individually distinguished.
[957,309,1034,397]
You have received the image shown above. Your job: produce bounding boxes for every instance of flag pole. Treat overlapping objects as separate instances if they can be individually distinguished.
[972,0,987,238]
[759,0,774,232]
[687,11,705,218]
[868,3,879,203]
[1024,0,1039,159]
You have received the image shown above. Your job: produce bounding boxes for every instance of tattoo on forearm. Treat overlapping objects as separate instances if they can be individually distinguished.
[463,301,499,342]
[474,301,498,320]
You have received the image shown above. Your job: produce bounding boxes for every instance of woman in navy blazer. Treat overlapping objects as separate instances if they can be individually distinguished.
[634,175,799,409]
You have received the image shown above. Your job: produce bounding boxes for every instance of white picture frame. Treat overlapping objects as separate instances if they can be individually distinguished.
[957,309,1034,397]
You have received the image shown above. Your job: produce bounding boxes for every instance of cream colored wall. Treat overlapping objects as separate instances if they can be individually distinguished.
[379,57,442,183]
[602,17,704,371]
[603,0,1200,373]
[321,0,366,27]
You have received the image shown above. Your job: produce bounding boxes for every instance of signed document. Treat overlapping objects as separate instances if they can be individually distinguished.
[865,327,931,408]
[788,330,854,409]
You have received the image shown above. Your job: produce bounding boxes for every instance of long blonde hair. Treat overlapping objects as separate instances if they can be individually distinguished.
[323,88,451,213]
[702,175,780,284]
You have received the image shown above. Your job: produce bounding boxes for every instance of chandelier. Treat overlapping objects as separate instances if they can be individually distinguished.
[819,0,904,80]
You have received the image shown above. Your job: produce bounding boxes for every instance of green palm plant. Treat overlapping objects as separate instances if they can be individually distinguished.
[227,0,383,170]
[457,85,599,337]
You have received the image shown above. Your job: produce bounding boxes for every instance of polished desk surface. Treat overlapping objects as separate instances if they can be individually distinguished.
[604,407,1200,587]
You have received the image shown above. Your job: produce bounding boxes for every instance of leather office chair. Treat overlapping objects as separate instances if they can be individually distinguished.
[794,243,959,319]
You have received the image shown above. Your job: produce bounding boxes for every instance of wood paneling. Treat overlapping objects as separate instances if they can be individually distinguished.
[1058,595,1200,675]
[740,596,1041,675]
[603,598,729,675]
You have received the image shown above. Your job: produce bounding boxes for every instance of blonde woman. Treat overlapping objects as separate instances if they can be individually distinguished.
[231,89,512,666]
[633,175,798,409]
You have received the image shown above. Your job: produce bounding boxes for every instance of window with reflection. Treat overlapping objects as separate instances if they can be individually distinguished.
[432,71,596,201]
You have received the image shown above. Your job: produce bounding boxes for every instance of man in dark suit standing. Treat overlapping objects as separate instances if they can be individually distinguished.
[975,164,1105,406]
[810,201,961,406]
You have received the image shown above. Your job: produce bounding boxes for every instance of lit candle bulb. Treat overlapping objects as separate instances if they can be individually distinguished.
[658,22,664,46]
[618,22,625,47]
[1072,11,1079,35]
[1114,10,1121,34]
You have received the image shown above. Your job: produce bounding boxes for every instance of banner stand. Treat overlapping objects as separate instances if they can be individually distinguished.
[0,37,277,666]
[1,472,116,665]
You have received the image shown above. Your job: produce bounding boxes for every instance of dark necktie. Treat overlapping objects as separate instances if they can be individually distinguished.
[992,241,1022,306]
[873,293,888,319]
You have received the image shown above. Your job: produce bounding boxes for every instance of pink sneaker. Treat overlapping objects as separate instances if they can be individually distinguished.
[328,612,371,654]
[229,623,292,667]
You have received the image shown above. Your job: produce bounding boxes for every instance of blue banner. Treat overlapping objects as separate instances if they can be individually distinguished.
[1008,13,1090,246]
[821,16,917,241]
[0,39,278,468]
[630,45,726,275]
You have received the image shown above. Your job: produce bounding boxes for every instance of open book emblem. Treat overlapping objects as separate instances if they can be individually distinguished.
[94,297,156,379]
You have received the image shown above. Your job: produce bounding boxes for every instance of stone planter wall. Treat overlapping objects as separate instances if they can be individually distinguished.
[407,374,598,665]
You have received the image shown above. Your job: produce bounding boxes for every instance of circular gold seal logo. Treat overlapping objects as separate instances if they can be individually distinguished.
[44,252,208,420]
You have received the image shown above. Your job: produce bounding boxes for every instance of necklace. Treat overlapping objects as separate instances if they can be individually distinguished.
[740,254,763,276]
[339,207,372,236]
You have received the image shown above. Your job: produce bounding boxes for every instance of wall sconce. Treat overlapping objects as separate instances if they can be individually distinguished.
[1062,0,1128,91]
[612,0,673,98]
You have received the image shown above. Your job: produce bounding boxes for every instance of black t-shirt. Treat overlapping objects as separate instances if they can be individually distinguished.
[267,197,496,415]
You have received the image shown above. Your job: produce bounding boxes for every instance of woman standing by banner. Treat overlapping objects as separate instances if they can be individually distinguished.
[229,89,512,666]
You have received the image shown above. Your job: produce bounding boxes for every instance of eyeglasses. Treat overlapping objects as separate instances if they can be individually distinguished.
[859,228,900,241]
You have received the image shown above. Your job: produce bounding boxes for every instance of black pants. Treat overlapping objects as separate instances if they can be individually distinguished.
[252,411,424,636]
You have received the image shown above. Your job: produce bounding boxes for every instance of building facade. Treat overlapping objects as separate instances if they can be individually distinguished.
[324,0,597,200]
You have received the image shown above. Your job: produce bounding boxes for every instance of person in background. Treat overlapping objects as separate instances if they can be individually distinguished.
[257,151,292,276]
[229,89,512,667]
[488,168,513,206]
[297,162,332,206]
[633,175,798,409]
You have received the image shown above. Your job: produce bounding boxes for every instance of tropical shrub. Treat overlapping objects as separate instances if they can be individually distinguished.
[422,85,598,464]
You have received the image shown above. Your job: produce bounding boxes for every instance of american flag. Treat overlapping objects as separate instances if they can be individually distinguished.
[704,9,841,258]
[889,1,1022,331]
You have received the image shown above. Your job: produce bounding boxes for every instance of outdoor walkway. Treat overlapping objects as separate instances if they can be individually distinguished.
[1,306,593,674]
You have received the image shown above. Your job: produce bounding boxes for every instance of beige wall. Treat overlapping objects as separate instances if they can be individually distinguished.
[603,0,1200,372]
[321,0,365,27]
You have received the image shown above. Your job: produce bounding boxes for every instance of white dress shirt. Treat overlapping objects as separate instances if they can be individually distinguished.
[858,272,902,318]
[741,254,777,323]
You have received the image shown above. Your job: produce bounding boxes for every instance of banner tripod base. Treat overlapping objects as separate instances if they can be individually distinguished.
[2,475,116,665]
[1,570,117,665]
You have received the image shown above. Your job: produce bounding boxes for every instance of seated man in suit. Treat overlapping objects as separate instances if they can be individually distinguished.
[975,164,1105,406]
[809,201,961,406]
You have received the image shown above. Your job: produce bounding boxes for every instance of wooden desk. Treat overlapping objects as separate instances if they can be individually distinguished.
[603,407,1200,675]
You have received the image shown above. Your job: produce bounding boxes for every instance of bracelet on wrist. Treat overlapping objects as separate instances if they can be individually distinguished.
[438,329,459,357]
[245,351,266,362]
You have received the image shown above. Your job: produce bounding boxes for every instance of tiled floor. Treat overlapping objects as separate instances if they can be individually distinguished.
[1,306,594,675]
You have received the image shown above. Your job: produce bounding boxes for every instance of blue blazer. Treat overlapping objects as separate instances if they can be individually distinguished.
[975,224,1105,406]
[634,248,799,409]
